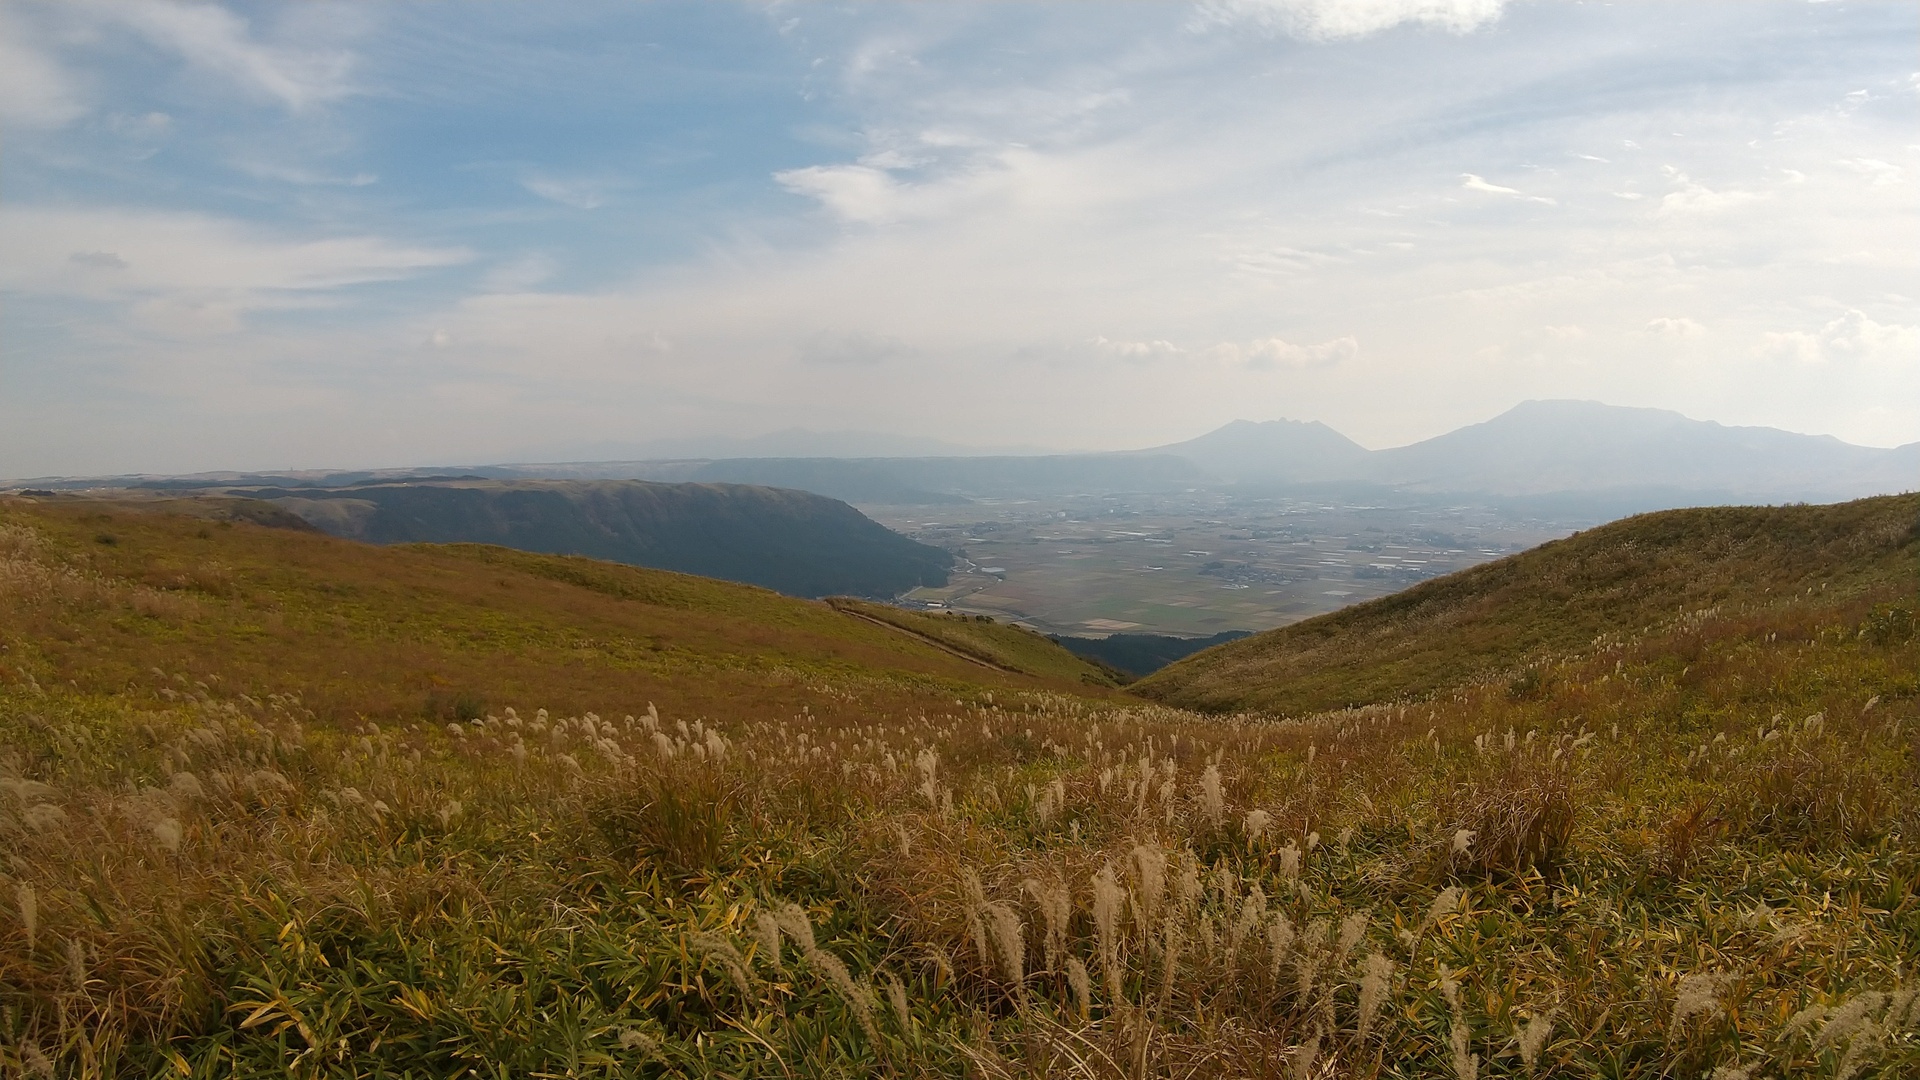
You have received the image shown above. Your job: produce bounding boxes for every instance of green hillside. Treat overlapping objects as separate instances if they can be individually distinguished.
[825,598,1124,686]
[254,478,951,599]
[1135,494,1920,714]
[0,496,1095,727]
[3,494,1917,1078]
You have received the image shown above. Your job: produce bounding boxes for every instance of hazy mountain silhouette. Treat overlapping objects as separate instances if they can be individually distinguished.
[1362,400,1910,499]
[1142,401,1915,503]
[1135,419,1369,482]
[14,401,1911,508]
[255,479,952,598]
[505,428,1056,462]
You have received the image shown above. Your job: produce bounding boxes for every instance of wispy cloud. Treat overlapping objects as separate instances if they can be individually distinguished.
[522,175,607,210]
[92,0,357,111]
[2,1,1916,473]
[0,208,470,319]
[0,9,85,128]
[1461,173,1556,205]
[1196,0,1510,41]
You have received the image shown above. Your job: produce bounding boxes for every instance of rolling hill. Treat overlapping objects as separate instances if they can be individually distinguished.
[0,494,1099,726]
[3,493,1918,1078]
[1135,493,1920,714]
[251,478,951,598]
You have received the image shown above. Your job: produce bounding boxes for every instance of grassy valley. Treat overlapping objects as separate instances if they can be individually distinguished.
[1,495,1916,1077]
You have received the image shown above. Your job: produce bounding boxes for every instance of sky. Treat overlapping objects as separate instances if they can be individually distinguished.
[2,0,1917,477]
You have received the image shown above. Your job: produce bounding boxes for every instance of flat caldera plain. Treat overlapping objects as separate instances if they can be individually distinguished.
[866,488,1589,636]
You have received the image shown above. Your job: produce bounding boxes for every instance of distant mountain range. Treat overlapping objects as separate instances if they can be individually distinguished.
[616,401,1918,506]
[1145,401,1919,501]
[251,479,951,599]
[11,401,1915,509]
[502,428,1059,462]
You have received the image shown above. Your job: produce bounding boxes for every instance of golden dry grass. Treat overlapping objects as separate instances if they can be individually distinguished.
[1,496,1916,1078]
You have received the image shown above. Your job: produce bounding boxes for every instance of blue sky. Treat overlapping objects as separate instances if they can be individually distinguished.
[2,0,1916,476]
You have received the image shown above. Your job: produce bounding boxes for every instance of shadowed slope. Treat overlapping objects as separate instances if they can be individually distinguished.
[1134,494,1920,714]
[258,479,952,599]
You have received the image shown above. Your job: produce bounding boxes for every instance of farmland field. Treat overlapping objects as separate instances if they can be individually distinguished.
[871,489,1587,636]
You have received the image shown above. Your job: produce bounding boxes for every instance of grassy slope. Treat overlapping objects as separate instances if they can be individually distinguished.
[1136,494,1920,715]
[0,498,1106,727]
[3,495,1918,1078]
[825,598,1125,687]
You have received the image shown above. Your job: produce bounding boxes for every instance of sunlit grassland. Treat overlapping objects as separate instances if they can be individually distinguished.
[0,500,1104,726]
[1,497,1916,1077]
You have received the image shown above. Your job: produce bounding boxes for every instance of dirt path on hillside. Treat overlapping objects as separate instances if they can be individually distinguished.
[832,607,1020,675]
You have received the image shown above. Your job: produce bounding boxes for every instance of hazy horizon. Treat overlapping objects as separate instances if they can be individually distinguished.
[10,396,1917,484]
[4,1,1916,478]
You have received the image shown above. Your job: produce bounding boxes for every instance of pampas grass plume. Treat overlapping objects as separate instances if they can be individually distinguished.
[17,882,36,952]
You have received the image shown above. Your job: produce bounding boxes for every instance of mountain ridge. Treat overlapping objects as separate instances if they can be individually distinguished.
[12,401,1914,506]
[251,479,952,599]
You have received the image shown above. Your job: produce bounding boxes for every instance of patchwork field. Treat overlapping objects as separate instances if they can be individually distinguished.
[870,490,1586,637]
[2,494,1916,1078]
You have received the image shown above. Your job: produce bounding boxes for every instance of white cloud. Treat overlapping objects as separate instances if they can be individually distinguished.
[776,164,907,224]
[1093,337,1186,361]
[0,208,470,329]
[1764,310,1920,365]
[1214,335,1360,369]
[0,11,86,128]
[1657,170,1764,216]
[94,0,355,110]
[7,2,1919,472]
[1837,158,1904,185]
[1461,173,1520,196]
[1644,317,1705,339]
[1197,0,1509,41]
[1461,173,1556,205]
[237,161,378,187]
